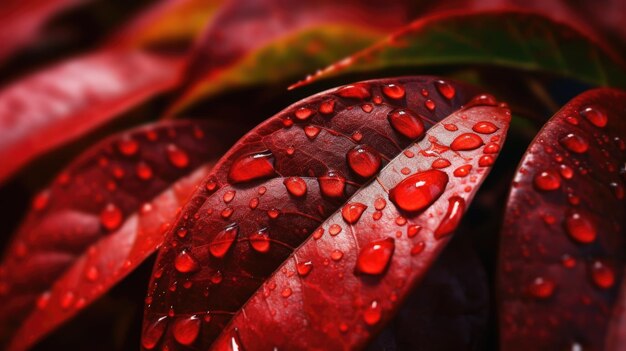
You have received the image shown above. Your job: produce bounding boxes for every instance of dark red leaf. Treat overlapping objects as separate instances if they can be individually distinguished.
[141,76,510,350]
[0,51,184,184]
[498,89,626,350]
[0,119,240,350]
[0,0,84,64]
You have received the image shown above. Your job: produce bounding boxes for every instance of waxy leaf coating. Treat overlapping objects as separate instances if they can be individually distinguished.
[141,76,509,350]
[498,89,626,350]
[0,120,239,350]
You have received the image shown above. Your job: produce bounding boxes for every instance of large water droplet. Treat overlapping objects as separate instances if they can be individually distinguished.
[434,196,465,239]
[564,211,596,244]
[342,203,367,224]
[559,133,589,153]
[453,164,472,177]
[283,176,307,197]
[336,83,371,99]
[209,223,238,258]
[175,249,199,273]
[172,315,201,345]
[295,107,313,120]
[533,170,561,191]
[450,133,484,151]
[100,203,123,231]
[228,150,275,183]
[387,109,425,139]
[580,105,607,128]
[347,145,381,178]
[142,316,168,349]
[355,238,395,275]
[435,80,455,99]
[304,125,321,140]
[318,171,346,198]
[167,144,189,168]
[297,261,313,276]
[389,169,448,212]
[250,228,271,253]
[382,84,405,99]
[472,121,498,134]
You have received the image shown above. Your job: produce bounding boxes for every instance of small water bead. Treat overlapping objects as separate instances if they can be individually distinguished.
[395,216,407,226]
[175,249,199,273]
[267,208,281,219]
[136,162,153,180]
[318,171,346,198]
[561,254,576,268]
[389,169,448,212]
[434,196,465,239]
[313,228,324,240]
[559,133,589,153]
[590,260,615,289]
[295,107,313,120]
[117,137,139,156]
[373,198,386,211]
[533,170,561,191]
[420,88,429,97]
[450,133,484,151]
[331,250,344,261]
[283,117,294,127]
[60,291,75,309]
[529,277,556,299]
[258,186,267,195]
[434,80,456,99]
[559,164,574,179]
[424,99,436,111]
[355,238,395,275]
[336,83,371,99]
[363,300,382,325]
[209,223,238,258]
[580,105,608,128]
[100,203,123,231]
[250,228,271,253]
[281,287,293,298]
[411,242,425,255]
[342,203,367,224]
[223,190,236,203]
[172,315,201,346]
[141,316,168,349]
[382,83,405,99]
[483,143,500,154]
[478,155,495,167]
[387,108,425,139]
[352,131,363,142]
[472,121,499,134]
[206,178,217,192]
[329,224,342,236]
[210,271,223,284]
[297,261,313,276]
[453,165,472,177]
[564,211,596,244]
[286,146,295,156]
[221,207,234,218]
[431,158,451,169]
[361,104,373,113]
[228,150,275,183]
[85,266,99,281]
[565,115,579,125]
[32,190,50,211]
[283,177,307,197]
[347,145,381,178]
[176,227,188,238]
[407,225,421,238]
[444,123,458,131]
[304,125,321,140]
[319,99,335,114]
[166,144,189,168]
[372,211,382,220]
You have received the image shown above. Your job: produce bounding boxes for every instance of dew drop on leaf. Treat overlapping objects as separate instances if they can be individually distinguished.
[382,83,405,99]
[166,144,189,168]
[450,133,484,151]
[209,223,239,258]
[228,150,275,183]
[564,211,596,244]
[355,238,395,275]
[533,170,561,191]
[388,169,448,212]
[283,176,307,197]
[387,108,425,139]
[172,315,201,346]
[434,80,455,99]
[434,196,465,239]
[347,145,381,178]
[363,300,382,325]
[249,228,271,253]
[141,316,168,349]
[341,203,367,224]
[100,203,123,231]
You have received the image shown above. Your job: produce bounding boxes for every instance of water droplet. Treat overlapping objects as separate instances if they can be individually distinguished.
[410,242,426,255]
[60,291,75,309]
[479,155,495,167]
[313,228,324,240]
[483,143,500,154]
[361,104,373,113]
[431,158,451,169]
[374,198,386,210]
[142,316,168,349]
[331,250,344,261]
[424,99,436,111]
[453,164,472,177]
[529,277,556,299]
[472,121,498,134]
[221,207,234,218]
[533,170,561,191]
[100,203,123,231]
[464,94,498,108]
[295,107,313,120]
[297,261,313,276]
[387,109,425,139]
[562,254,576,268]
[211,271,223,284]
[434,196,465,239]
[118,137,139,156]
[283,177,307,197]
[32,190,50,211]
[435,80,455,99]
[450,133,483,151]
[172,315,201,345]
[250,228,271,253]
[228,150,275,183]
[304,125,321,140]
[347,145,381,178]
[407,225,421,238]
[444,123,458,131]
[564,211,596,244]
[283,117,294,127]
[136,162,153,180]
[223,190,236,203]
[355,238,395,275]
[580,106,607,128]
[382,84,405,99]
[560,133,589,153]
[166,144,189,168]
[319,99,335,114]
[85,266,99,281]
[590,260,614,289]
[318,171,346,198]
[388,169,448,212]
[341,203,367,224]
[329,224,342,236]
[363,300,382,325]
[209,223,238,258]
[175,249,199,273]
[267,208,281,219]
[281,287,292,298]
[610,182,624,199]
[336,83,371,99]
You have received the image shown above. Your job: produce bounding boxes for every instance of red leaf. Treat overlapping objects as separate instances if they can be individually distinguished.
[0,0,84,64]
[498,89,626,350]
[0,51,184,184]
[141,76,510,349]
[0,119,240,350]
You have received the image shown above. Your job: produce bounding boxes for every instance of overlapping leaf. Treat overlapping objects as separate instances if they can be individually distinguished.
[498,89,626,350]
[0,51,184,184]
[291,10,626,90]
[141,76,510,349]
[0,120,241,350]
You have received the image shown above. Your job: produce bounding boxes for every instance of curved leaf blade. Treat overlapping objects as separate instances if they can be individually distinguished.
[291,10,626,90]
[0,120,240,350]
[141,76,507,350]
[0,51,184,183]
[498,88,626,350]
